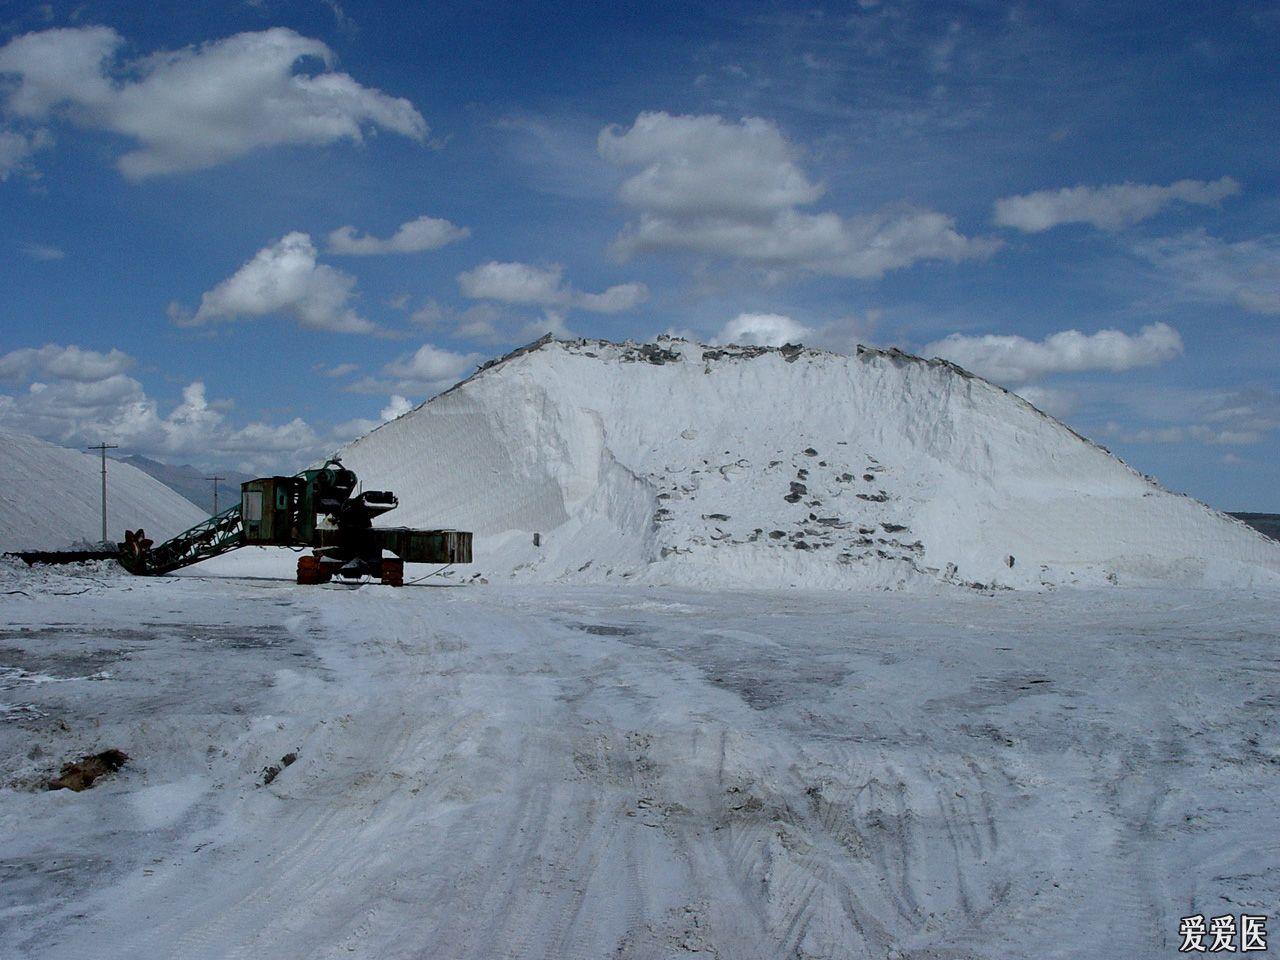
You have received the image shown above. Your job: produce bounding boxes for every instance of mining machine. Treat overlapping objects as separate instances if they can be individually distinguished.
[117,459,470,585]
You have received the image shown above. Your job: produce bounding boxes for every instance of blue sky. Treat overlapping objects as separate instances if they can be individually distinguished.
[0,0,1277,510]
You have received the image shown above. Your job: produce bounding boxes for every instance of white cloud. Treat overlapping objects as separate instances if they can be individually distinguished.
[925,322,1183,384]
[1191,388,1280,445]
[459,261,562,305]
[576,281,649,313]
[1098,384,1280,452]
[175,232,373,333]
[452,304,504,342]
[379,394,413,421]
[330,395,423,443]
[613,206,998,279]
[0,126,51,180]
[492,112,617,200]
[0,347,331,473]
[397,299,506,342]
[319,0,356,32]
[1200,390,1280,434]
[379,343,482,394]
[1106,423,1263,447]
[0,26,426,178]
[714,313,813,346]
[518,309,575,341]
[21,241,63,260]
[599,111,823,218]
[1132,230,1280,315]
[0,343,132,382]
[457,261,648,314]
[0,27,117,116]
[803,309,884,354]
[409,299,448,326]
[316,362,359,378]
[598,111,998,278]
[328,215,469,255]
[993,177,1239,232]
[329,416,379,442]
[1011,384,1077,417]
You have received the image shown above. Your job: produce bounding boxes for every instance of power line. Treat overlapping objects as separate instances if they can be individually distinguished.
[206,475,226,514]
[86,443,118,546]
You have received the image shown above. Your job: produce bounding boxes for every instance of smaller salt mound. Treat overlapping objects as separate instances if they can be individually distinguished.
[0,428,206,551]
[340,337,1280,591]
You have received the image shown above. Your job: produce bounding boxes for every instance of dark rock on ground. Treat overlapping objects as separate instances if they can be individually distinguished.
[48,749,128,792]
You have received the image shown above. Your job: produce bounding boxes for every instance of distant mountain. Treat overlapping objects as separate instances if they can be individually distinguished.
[1230,513,1280,541]
[117,455,251,516]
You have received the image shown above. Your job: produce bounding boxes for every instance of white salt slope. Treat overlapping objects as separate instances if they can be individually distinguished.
[340,337,1280,590]
[0,427,206,551]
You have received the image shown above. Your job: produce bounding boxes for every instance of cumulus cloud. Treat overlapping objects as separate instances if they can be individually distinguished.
[330,394,425,444]
[924,322,1183,384]
[0,26,426,178]
[328,215,469,255]
[173,232,373,333]
[459,261,562,304]
[715,313,813,346]
[0,343,132,382]
[993,177,1239,232]
[1132,230,1280,315]
[0,126,51,180]
[0,345,331,472]
[355,342,484,395]
[457,261,648,314]
[599,112,823,218]
[0,26,117,114]
[598,111,998,278]
[379,394,413,421]
[383,343,478,384]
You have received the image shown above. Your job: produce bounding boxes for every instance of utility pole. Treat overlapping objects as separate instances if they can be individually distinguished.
[86,443,118,546]
[206,475,225,514]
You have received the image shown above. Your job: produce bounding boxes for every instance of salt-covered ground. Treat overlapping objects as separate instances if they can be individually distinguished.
[2,559,1276,959]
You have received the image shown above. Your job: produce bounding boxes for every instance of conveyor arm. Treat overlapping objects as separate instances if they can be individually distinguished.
[120,505,245,576]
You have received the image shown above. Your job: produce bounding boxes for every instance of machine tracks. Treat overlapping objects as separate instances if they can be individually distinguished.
[13,584,1262,960]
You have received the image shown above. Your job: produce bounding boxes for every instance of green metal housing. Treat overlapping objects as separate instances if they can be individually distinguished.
[315,526,473,564]
[240,477,301,545]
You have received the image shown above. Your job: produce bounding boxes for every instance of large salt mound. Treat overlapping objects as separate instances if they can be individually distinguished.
[340,337,1280,590]
[0,427,206,552]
